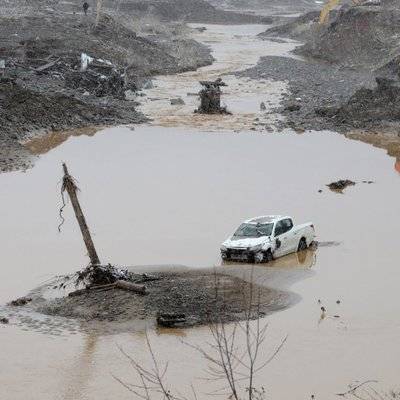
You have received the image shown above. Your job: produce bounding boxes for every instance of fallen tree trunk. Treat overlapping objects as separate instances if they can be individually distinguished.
[115,280,146,294]
[68,280,146,297]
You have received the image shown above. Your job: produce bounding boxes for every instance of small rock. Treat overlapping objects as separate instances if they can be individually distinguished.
[0,317,9,324]
[260,101,266,110]
[170,98,185,105]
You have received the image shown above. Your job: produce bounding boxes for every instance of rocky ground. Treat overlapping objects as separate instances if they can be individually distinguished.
[22,270,291,328]
[1,0,270,172]
[240,1,400,148]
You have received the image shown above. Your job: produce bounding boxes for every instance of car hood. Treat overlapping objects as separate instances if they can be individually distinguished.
[222,236,271,249]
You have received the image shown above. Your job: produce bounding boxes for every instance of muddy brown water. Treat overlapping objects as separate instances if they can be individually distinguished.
[1,24,400,400]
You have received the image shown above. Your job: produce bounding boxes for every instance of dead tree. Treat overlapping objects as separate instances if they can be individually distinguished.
[196,78,229,114]
[61,163,100,265]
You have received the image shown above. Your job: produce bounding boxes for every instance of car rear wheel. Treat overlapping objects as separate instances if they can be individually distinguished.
[297,238,307,252]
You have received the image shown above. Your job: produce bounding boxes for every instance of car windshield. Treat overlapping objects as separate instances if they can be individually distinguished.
[233,223,273,238]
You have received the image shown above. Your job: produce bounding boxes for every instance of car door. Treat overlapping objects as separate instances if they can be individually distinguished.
[281,218,298,253]
[273,220,292,257]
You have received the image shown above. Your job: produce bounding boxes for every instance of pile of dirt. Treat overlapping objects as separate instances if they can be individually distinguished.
[208,0,319,15]
[0,7,213,172]
[0,79,144,142]
[237,56,374,132]
[295,5,400,70]
[327,77,400,130]
[258,11,323,42]
[249,2,400,136]
[36,270,290,327]
[112,0,272,24]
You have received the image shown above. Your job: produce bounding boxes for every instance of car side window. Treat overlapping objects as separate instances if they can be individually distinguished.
[274,221,283,236]
[282,218,293,233]
[275,219,293,236]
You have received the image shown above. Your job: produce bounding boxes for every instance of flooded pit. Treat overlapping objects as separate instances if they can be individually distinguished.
[1,24,400,400]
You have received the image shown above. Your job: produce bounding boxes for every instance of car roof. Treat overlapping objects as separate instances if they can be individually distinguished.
[244,215,290,224]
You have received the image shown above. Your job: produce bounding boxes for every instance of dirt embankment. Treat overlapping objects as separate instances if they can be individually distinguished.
[208,0,319,15]
[238,56,374,132]
[248,3,400,137]
[32,270,291,328]
[0,1,216,172]
[295,5,400,71]
[258,10,323,42]
[111,0,273,24]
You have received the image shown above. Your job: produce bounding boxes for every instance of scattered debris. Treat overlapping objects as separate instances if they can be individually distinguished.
[9,297,32,306]
[66,61,126,99]
[195,78,230,114]
[69,279,146,297]
[327,179,356,192]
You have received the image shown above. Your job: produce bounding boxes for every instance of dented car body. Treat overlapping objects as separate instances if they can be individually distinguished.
[220,215,315,263]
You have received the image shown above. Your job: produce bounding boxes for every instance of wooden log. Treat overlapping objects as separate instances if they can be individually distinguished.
[35,58,59,72]
[115,280,146,295]
[62,163,100,265]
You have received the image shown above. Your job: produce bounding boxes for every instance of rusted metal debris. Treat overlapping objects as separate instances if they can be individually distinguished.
[156,312,187,327]
[195,78,230,114]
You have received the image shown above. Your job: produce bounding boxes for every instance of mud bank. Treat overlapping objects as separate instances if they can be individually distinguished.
[31,269,292,328]
[237,56,374,132]
[246,2,400,141]
[0,4,214,172]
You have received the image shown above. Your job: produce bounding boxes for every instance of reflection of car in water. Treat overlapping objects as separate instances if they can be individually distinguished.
[220,215,315,263]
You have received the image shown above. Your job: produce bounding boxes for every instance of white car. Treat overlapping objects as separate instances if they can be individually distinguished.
[220,215,315,263]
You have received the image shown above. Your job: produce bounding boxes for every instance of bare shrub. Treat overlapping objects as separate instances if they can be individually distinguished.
[338,381,400,400]
[115,270,286,400]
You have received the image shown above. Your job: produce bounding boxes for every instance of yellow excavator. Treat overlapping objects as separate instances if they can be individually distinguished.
[319,0,363,24]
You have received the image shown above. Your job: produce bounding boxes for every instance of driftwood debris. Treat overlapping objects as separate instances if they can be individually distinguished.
[69,280,146,297]
[9,297,32,306]
[60,163,100,265]
[195,78,230,114]
[35,58,60,73]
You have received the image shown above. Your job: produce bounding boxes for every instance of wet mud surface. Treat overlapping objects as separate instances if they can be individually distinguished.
[1,7,400,400]
[33,270,292,327]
